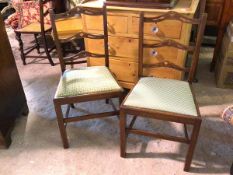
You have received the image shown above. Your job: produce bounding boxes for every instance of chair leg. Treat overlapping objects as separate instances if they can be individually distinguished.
[54,102,69,148]
[34,34,40,54]
[105,99,110,104]
[42,34,54,66]
[184,120,201,172]
[15,32,26,65]
[70,104,75,108]
[119,94,124,105]
[120,110,127,157]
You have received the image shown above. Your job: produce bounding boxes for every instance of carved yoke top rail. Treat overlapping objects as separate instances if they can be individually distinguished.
[143,11,201,24]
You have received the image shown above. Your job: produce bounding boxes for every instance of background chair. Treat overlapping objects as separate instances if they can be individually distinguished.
[14,0,55,65]
[50,5,124,148]
[120,11,207,172]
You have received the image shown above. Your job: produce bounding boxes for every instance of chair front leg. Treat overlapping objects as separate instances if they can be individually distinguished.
[15,32,26,65]
[184,120,201,172]
[120,110,127,157]
[34,34,40,54]
[54,102,69,148]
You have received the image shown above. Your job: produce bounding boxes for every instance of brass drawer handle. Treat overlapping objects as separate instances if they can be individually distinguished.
[151,26,159,34]
[107,23,115,34]
[151,49,158,57]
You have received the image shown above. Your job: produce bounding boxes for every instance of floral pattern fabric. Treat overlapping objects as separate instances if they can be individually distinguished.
[5,0,51,29]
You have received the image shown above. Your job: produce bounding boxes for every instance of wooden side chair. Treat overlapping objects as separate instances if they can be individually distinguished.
[14,0,55,66]
[50,5,124,148]
[49,6,87,72]
[120,12,207,172]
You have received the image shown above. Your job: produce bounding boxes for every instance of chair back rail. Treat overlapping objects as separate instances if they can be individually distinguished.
[49,4,109,72]
[39,0,52,34]
[138,11,207,83]
[49,6,109,72]
[195,0,206,18]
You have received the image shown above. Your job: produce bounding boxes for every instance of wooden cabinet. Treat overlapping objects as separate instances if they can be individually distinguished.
[0,15,28,148]
[205,0,224,26]
[210,0,233,71]
[82,0,199,89]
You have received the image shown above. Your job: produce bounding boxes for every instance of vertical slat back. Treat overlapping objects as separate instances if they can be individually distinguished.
[102,4,109,67]
[49,8,65,71]
[188,13,207,82]
[138,12,144,79]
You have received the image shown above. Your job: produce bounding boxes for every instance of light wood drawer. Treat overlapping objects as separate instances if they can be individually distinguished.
[86,37,178,62]
[118,81,135,89]
[143,40,182,80]
[131,16,182,39]
[110,58,138,83]
[85,36,138,61]
[143,40,179,64]
[88,57,138,83]
[143,68,182,80]
[84,14,128,34]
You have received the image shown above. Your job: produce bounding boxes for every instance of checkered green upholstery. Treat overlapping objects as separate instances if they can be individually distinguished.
[55,66,123,98]
[123,77,198,116]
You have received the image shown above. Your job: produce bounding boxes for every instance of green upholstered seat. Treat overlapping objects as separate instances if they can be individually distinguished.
[55,66,123,98]
[123,77,198,116]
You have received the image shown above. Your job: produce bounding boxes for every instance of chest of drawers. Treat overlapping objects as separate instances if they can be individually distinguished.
[82,0,200,89]
[0,15,28,148]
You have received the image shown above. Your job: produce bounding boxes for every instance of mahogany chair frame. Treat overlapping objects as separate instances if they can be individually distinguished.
[196,0,206,18]
[49,7,90,72]
[120,11,207,172]
[15,0,55,66]
[51,5,124,148]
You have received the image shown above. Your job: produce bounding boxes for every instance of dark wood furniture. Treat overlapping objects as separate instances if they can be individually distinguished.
[50,5,124,148]
[210,0,233,71]
[15,0,55,66]
[120,11,207,172]
[0,14,28,148]
[105,0,178,9]
[53,0,67,13]
[49,5,85,72]
[205,0,224,27]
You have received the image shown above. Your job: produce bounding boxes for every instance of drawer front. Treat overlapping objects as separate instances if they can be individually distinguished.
[143,68,182,80]
[85,36,138,61]
[143,40,179,64]
[86,37,178,61]
[110,58,138,83]
[143,40,182,80]
[84,14,128,34]
[88,57,138,83]
[86,38,179,63]
[131,16,182,39]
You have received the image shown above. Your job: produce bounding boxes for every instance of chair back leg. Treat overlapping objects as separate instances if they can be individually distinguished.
[15,32,26,65]
[184,120,202,171]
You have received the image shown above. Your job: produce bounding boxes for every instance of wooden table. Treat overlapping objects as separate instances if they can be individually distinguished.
[210,0,233,71]
[81,0,200,89]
